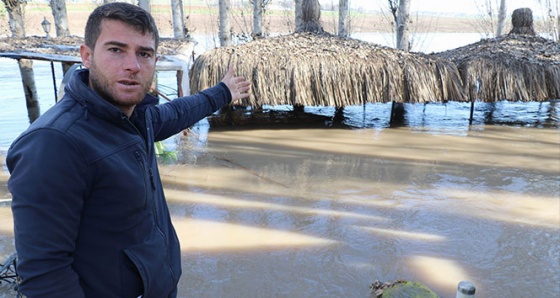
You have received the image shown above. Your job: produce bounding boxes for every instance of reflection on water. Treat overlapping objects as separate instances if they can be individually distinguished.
[151,126,560,297]
[309,100,560,130]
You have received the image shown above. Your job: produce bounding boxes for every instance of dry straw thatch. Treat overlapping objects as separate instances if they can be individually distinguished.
[436,8,560,102]
[436,34,560,102]
[189,32,467,108]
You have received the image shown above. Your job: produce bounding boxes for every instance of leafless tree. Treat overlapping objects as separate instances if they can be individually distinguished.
[540,0,559,40]
[470,0,502,37]
[171,0,186,39]
[396,0,411,50]
[252,0,262,37]
[388,0,411,51]
[338,0,349,37]
[295,0,303,31]
[296,0,322,33]
[2,0,25,37]
[219,0,231,46]
[496,0,507,36]
[49,0,70,37]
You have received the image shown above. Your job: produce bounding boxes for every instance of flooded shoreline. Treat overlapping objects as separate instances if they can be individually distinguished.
[164,125,560,297]
[3,125,558,297]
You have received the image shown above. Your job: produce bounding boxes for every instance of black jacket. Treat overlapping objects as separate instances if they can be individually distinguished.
[7,69,232,297]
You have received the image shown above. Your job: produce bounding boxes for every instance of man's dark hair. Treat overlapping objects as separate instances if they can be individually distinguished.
[84,2,160,51]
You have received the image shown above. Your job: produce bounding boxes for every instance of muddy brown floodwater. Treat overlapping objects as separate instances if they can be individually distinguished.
[1,125,559,297]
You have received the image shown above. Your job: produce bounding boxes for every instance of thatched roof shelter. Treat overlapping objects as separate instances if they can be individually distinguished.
[435,8,560,102]
[436,34,560,102]
[189,32,466,108]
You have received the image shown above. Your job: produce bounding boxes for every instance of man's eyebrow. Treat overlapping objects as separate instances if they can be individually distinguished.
[103,41,155,53]
[138,45,156,54]
[103,40,128,48]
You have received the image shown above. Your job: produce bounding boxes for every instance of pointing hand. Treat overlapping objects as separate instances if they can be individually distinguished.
[221,66,251,102]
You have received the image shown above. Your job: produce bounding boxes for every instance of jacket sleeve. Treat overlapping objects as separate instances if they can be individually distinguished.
[150,82,232,141]
[7,128,87,298]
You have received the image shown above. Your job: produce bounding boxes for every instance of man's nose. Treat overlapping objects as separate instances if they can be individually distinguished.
[123,53,140,72]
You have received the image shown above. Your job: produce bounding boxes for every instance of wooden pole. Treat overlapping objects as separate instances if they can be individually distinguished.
[469,100,475,125]
[390,101,405,126]
[50,61,58,103]
[176,70,184,97]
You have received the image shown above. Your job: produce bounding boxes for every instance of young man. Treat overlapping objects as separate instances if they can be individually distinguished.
[6,2,250,297]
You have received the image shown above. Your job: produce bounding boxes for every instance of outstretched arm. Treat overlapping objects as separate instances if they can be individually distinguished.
[150,66,251,140]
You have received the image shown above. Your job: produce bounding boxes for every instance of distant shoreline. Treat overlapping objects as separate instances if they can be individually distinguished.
[1,3,505,38]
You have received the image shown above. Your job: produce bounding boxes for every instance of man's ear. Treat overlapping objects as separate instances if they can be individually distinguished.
[80,44,92,68]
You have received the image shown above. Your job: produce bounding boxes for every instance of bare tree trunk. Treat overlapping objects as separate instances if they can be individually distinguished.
[388,0,398,23]
[296,0,322,33]
[539,0,560,40]
[509,7,536,35]
[338,0,349,37]
[253,0,263,37]
[171,0,186,39]
[18,59,41,123]
[549,0,559,40]
[496,0,507,36]
[3,0,26,37]
[50,0,70,37]
[557,14,560,40]
[295,0,303,32]
[219,0,231,46]
[396,0,411,51]
[138,0,150,13]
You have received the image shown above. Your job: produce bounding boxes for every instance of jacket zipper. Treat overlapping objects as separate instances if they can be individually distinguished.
[134,151,149,210]
[124,115,156,191]
[132,111,177,282]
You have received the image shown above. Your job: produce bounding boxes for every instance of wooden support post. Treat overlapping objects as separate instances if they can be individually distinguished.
[293,104,304,113]
[18,59,41,124]
[50,61,58,103]
[61,62,74,75]
[149,72,159,103]
[389,101,395,124]
[469,100,475,125]
[176,70,184,97]
[333,106,344,123]
[390,101,405,127]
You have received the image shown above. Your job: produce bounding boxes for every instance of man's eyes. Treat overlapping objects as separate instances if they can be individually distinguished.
[139,52,153,58]
[107,48,152,58]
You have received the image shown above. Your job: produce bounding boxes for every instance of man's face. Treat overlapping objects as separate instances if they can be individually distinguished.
[80,19,158,116]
